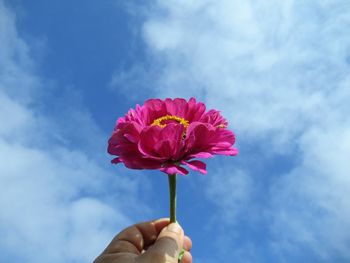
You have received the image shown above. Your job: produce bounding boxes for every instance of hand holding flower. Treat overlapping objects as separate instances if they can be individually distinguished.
[93,218,192,263]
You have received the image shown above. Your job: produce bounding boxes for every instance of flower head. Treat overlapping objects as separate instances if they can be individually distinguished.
[108,98,238,175]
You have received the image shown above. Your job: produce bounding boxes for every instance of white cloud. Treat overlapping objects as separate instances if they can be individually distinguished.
[140,0,350,261]
[142,0,350,143]
[0,2,145,262]
[270,125,350,260]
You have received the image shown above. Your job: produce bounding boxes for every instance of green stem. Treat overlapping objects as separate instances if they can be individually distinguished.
[168,174,183,263]
[168,173,177,223]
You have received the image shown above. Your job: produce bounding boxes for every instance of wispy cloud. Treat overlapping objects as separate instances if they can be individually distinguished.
[0,2,146,262]
[140,0,350,261]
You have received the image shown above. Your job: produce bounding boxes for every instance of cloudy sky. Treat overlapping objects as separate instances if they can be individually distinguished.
[1,0,350,262]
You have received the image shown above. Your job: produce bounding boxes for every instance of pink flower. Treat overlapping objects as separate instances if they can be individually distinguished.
[108,98,238,175]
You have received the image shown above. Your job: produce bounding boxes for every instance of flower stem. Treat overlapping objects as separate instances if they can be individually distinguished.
[168,173,177,223]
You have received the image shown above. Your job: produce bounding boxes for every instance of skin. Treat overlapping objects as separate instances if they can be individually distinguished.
[94,218,192,263]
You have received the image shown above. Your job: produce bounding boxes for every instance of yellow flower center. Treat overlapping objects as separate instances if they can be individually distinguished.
[216,124,227,128]
[151,115,189,128]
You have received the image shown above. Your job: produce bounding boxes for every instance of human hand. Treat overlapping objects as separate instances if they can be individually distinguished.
[93,218,192,263]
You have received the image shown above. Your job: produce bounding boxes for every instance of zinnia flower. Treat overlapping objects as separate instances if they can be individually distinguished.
[108,97,238,175]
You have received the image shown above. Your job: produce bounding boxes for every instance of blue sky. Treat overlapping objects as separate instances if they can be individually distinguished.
[1,1,350,262]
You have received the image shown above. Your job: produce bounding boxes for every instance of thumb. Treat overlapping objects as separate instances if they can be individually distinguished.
[139,222,184,263]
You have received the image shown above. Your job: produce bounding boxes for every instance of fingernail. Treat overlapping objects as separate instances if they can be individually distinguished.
[167,223,182,234]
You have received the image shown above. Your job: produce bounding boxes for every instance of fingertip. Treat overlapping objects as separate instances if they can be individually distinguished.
[143,222,184,260]
[154,217,170,223]
[181,251,192,263]
[157,222,184,247]
[166,222,183,235]
[111,218,170,253]
[183,235,192,251]
[152,218,170,233]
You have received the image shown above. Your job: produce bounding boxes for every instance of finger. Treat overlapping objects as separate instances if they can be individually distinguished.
[140,223,184,263]
[180,251,192,263]
[104,218,170,255]
[94,252,137,263]
[183,235,192,251]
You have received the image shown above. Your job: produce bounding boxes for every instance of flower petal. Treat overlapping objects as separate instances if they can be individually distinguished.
[138,123,184,160]
[119,156,162,169]
[144,98,167,123]
[211,147,239,156]
[182,160,207,174]
[184,122,214,152]
[187,152,213,159]
[199,109,228,127]
[138,125,162,156]
[184,122,238,158]
[160,165,189,175]
[186,97,206,122]
[111,157,121,164]
[154,140,174,159]
[164,98,188,118]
